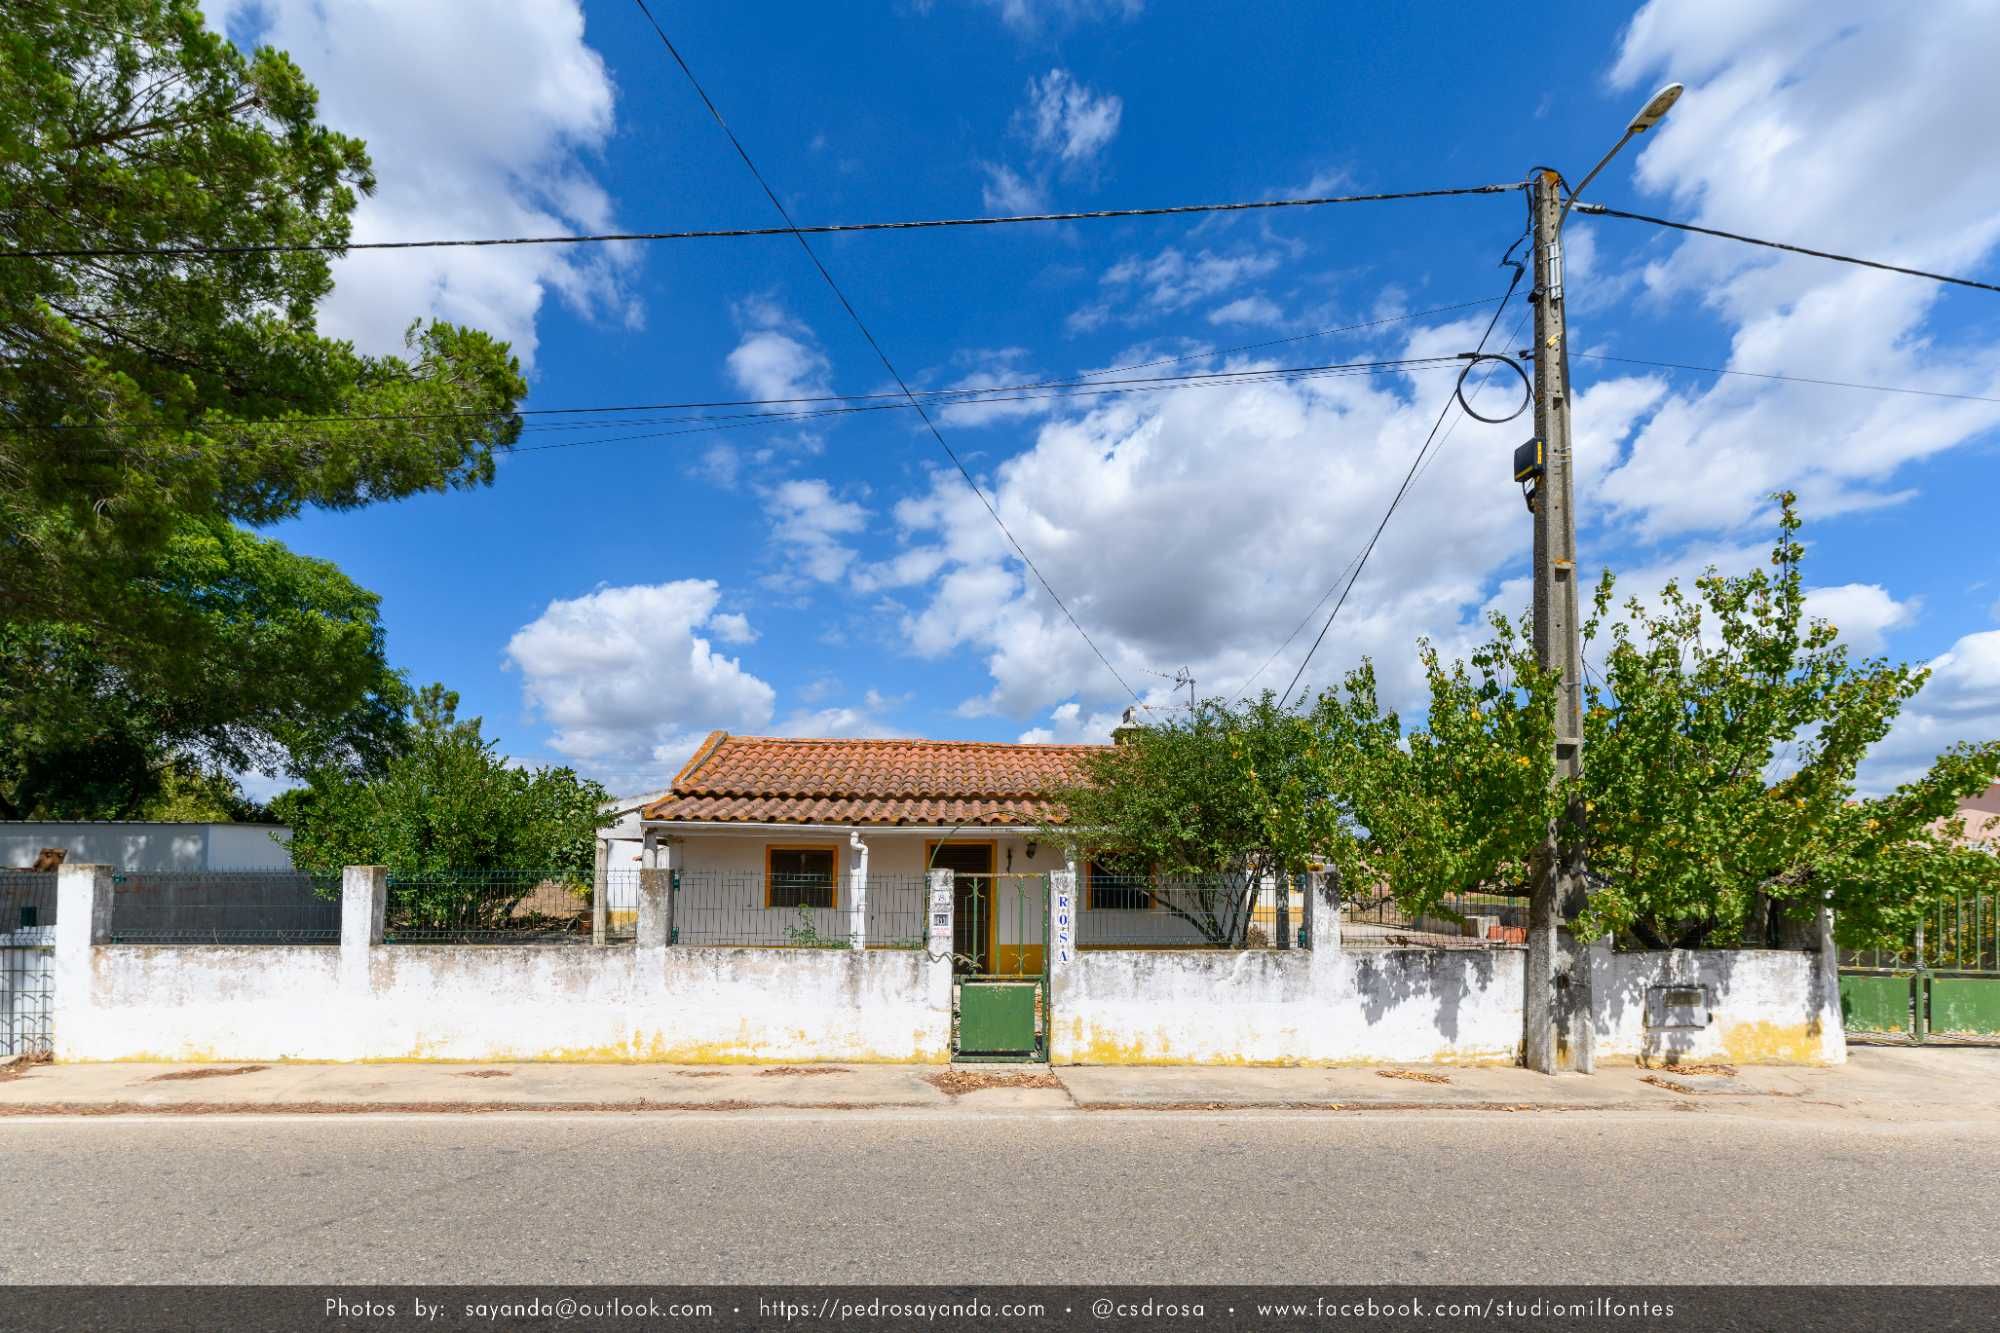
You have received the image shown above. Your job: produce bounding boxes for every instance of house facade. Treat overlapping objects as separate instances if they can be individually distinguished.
[634,732,1236,972]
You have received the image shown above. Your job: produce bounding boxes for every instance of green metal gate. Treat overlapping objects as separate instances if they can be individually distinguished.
[951,872,1049,1063]
[1841,893,2000,1044]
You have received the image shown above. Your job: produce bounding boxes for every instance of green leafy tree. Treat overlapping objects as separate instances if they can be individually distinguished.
[1313,617,1563,922]
[1043,693,1341,945]
[0,520,408,817]
[1317,495,1999,949]
[277,687,612,927]
[1,1,523,809]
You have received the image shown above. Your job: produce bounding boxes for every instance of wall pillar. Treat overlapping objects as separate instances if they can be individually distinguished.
[1815,903,1848,1064]
[52,864,112,1060]
[1046,867,1077,1062]
[339,866,386,997]
[927,868,955,1050]
[591,840,609,946]
[637,869,672,950]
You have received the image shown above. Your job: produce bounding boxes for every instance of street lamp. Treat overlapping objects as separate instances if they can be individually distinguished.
[1557,82,1683,231]
[1517,80,1680,1077]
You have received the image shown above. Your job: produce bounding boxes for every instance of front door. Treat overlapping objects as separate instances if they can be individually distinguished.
[928,841,995,975]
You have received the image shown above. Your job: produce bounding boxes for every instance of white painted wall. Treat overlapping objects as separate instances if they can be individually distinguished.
[50,864,1842,1068]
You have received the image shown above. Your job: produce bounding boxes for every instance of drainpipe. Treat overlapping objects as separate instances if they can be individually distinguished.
[848,830,870,951]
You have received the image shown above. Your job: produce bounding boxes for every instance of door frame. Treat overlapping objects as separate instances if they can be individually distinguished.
[925,838,997,974]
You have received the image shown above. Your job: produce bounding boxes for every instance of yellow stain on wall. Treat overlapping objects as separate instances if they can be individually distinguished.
[1052,1017,1515,1068]
[1712,1020,1827,1066]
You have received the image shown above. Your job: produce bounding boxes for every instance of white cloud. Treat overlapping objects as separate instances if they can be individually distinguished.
[980,163,1048,214]
[1083,246,1283,326]
[1803,584,1919,657]
[1859,630,2000,793]
[203,0,632,370]
[1595,0,2000,538]
[976,0,1143,35]
[882,315,1554,721]
[1022,69,1123,166]
[708,612,758,645]
[762,478,869,584]
[725,300,833,403]
[1207,295,1285,326]
[934,348,1054,427]
[505,581,776,792]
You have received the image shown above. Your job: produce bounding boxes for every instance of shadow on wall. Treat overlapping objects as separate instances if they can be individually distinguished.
[1352,946,1504,1045]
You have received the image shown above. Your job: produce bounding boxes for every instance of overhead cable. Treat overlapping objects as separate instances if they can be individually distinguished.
[1272,260,1527,708]
[4,188,1523,262]
[631,0,1148,708]
[1571,352,2000,405]
[1577,204,2000,295]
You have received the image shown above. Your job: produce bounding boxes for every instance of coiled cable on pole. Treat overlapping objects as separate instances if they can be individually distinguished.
[1453,353,1532,424]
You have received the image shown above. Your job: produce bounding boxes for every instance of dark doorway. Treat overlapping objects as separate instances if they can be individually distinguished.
[928,841,995,974]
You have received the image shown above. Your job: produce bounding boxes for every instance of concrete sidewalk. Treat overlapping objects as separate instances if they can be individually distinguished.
[2,1047,1994,1118]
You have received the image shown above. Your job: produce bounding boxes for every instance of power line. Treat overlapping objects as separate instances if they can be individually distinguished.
[4,188,1524,262]
[631,0,1149,710]
[1572,352,2000,405]
[1274,262,1526,708]
[1072,296,1506,379]
[19,352,1465,439]
[1577,203,2000,295]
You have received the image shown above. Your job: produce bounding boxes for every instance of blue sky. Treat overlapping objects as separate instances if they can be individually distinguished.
[208,0,2000,798]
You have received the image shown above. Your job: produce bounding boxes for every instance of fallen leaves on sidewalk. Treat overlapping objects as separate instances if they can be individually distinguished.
[1376,1069,1451,1085]
[757,1065,850,1077]
[0,1051,52,1081]
[1641,1074,1698,1094]
[926,1070,1066,1097]
[149,1064,268,1082]
[457,1070,513,1079]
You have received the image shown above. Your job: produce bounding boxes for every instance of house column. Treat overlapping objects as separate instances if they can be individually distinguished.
[847,832,870,951]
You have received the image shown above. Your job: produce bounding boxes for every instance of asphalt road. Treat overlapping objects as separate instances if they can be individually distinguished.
[1,1110,1995,1284]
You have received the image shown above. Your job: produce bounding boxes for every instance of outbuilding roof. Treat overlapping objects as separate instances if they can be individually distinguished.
[640,732,1107,827]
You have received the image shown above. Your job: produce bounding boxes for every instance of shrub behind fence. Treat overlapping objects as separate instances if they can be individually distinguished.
[382,869,595,944]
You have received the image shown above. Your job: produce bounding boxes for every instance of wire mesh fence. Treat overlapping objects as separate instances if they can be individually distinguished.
[383,869,596,944]
[0,870,57,935]
[1339,889,1527,950]
[1075,874,1307,950]
[108,869,341,944]
[1,935,52,1057]
[669,869,930,948]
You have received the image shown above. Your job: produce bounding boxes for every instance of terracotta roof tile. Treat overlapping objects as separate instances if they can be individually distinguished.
[641,733,1106,826]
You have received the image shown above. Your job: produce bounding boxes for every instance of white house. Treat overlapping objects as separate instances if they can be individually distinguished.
[633,732,1264,971]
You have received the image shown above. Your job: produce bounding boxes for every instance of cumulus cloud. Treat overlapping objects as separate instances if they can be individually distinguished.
[1595,0,2000,538]
[505,581,775,792]
[761,478,869,585]
[1208,295,1285,327]
[1858,631,2000,793]
[202,0,633,369]
[725,299,833,403]
[881,313,1555,723]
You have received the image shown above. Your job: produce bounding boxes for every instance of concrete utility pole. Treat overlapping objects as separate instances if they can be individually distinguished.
[1523,169,1587,1075]
[1521,83,1683,1076]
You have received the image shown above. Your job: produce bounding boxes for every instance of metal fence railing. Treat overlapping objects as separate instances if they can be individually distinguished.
[109,869,341,944]
[1844,893,1998,974]
[383,870,595,944]
[670,870,929,948]
[1339,889,1527,950]
[1077,875,1305,950]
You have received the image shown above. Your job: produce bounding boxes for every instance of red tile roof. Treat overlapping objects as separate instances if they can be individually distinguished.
[640,732,1107,826]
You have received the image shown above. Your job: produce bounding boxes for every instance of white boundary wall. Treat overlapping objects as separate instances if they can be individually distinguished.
[53,865,950,1064]
[51,864,1843,1067]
